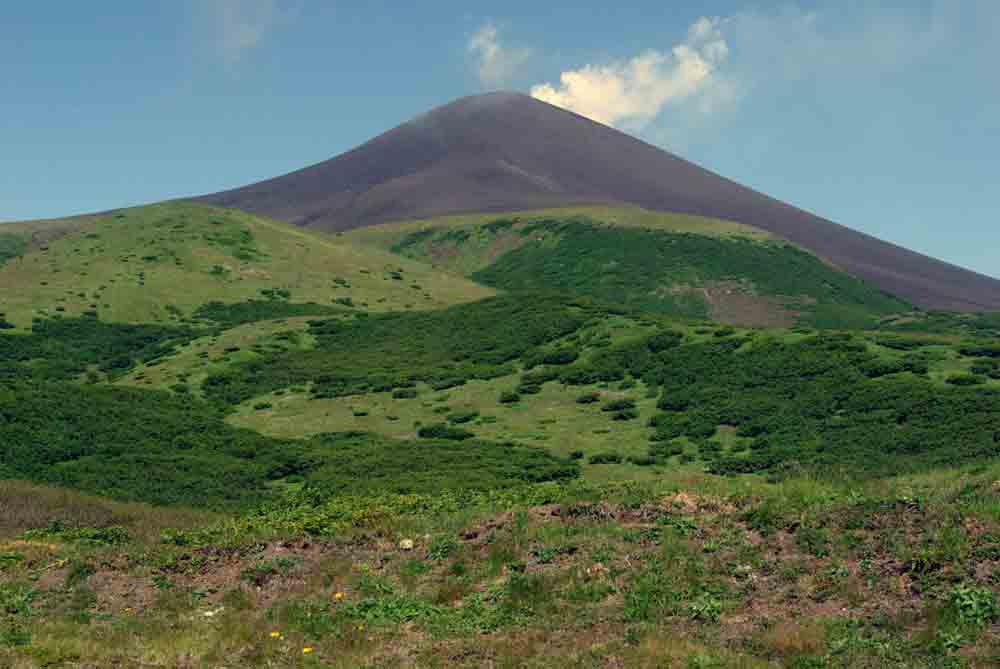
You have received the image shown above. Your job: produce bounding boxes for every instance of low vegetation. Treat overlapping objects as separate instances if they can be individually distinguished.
[0,232,28,267]
[367,213,909,328]
[0,202,491,328]
[2,205,1000,667]
[200,294,593,405]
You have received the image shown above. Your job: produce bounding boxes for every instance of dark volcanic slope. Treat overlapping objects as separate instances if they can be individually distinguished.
[198,92,1000,311]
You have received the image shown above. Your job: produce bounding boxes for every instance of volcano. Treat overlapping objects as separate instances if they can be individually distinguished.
[198,91,1000,312]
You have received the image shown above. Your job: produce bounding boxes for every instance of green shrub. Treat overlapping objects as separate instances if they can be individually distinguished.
[194,299,338,327]
[688,592,723,622]
[576,392,600,404]
[647,331,683,352]
[202,294,588,405]
[417,424,474,440]
[948,584,999,629]
[541,348,579,365]
[447,410,479,425]
[946,373,986,386]
[427,536,459,560]
[0,233,28,267]
[795,526,831,557]
[499,390,521,404]
[0,315,202,381]
[602,398,636,412]
[588,452,623,465]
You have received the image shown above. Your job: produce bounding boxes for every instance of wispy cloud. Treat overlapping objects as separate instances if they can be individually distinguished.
[528,5,958,135]
[211,0,277,66]
[468,23,531,88]
[530,18,731,128]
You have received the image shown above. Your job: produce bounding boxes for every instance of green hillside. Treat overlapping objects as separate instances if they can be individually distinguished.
[0,202,492,329]
[3,203,1000,667]
[348,207,910,328]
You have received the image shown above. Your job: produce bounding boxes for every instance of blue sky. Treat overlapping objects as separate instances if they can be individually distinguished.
[2,1,997,278]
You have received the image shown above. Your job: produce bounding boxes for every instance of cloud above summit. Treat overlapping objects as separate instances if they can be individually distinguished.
[525,5,962,134]
[467,23,531,88]
[210,0,277,65]
[530,17,731,128]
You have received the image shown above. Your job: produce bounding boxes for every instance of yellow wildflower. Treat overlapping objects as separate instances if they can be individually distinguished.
[302,647,314,654]
[269,631,281,639]
[334,591,345,601]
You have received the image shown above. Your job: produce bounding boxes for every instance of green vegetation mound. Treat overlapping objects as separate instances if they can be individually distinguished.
[0,202,492,327]
[0,314,201,381]
[0,381,576,509]
[385,215,909,328]
[0,232,28,267]
[193,298,340,327]
[202,294,593,404]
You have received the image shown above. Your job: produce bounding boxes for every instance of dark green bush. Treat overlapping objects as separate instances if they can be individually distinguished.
[588,452,623,465]
[499,390,521,404]
[647,331,683,353]
[0,315,202,381]
[194,300,337,327]
[203,295,589,405]
[417,424,474,440]
[946,374,986,386]
[541,349,579,365]
[554,329,1000,478]
[602,398,636,412]
[960,344,1000,358]
[447,410,479,424]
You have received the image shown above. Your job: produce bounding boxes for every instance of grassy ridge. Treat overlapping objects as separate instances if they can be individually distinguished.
[0,202,492,328]
[347,205,772,272]
[361,212,909,328]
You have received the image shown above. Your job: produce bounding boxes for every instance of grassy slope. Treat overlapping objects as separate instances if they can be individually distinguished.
[5,206,1000,667]
[346,207,909,328]
[0,202,492,328]
[116,316,318,394]
[347,206,772,275]
[3,464,1000,668]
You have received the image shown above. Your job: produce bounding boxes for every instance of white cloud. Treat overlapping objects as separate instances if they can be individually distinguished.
[468,23,531,88]
[530,17,731,128]
[212,0,276,65]
[528,5,963,135]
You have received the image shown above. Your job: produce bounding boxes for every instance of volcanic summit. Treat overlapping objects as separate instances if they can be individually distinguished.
[199,91,1000,312]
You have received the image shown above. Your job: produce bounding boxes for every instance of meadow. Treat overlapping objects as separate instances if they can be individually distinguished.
[2,204,999,667]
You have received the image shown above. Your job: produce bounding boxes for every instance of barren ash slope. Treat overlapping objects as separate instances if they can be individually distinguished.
[198,91,1000,313]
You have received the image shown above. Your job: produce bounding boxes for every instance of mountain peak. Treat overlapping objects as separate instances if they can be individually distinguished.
[197,94,1000,312]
